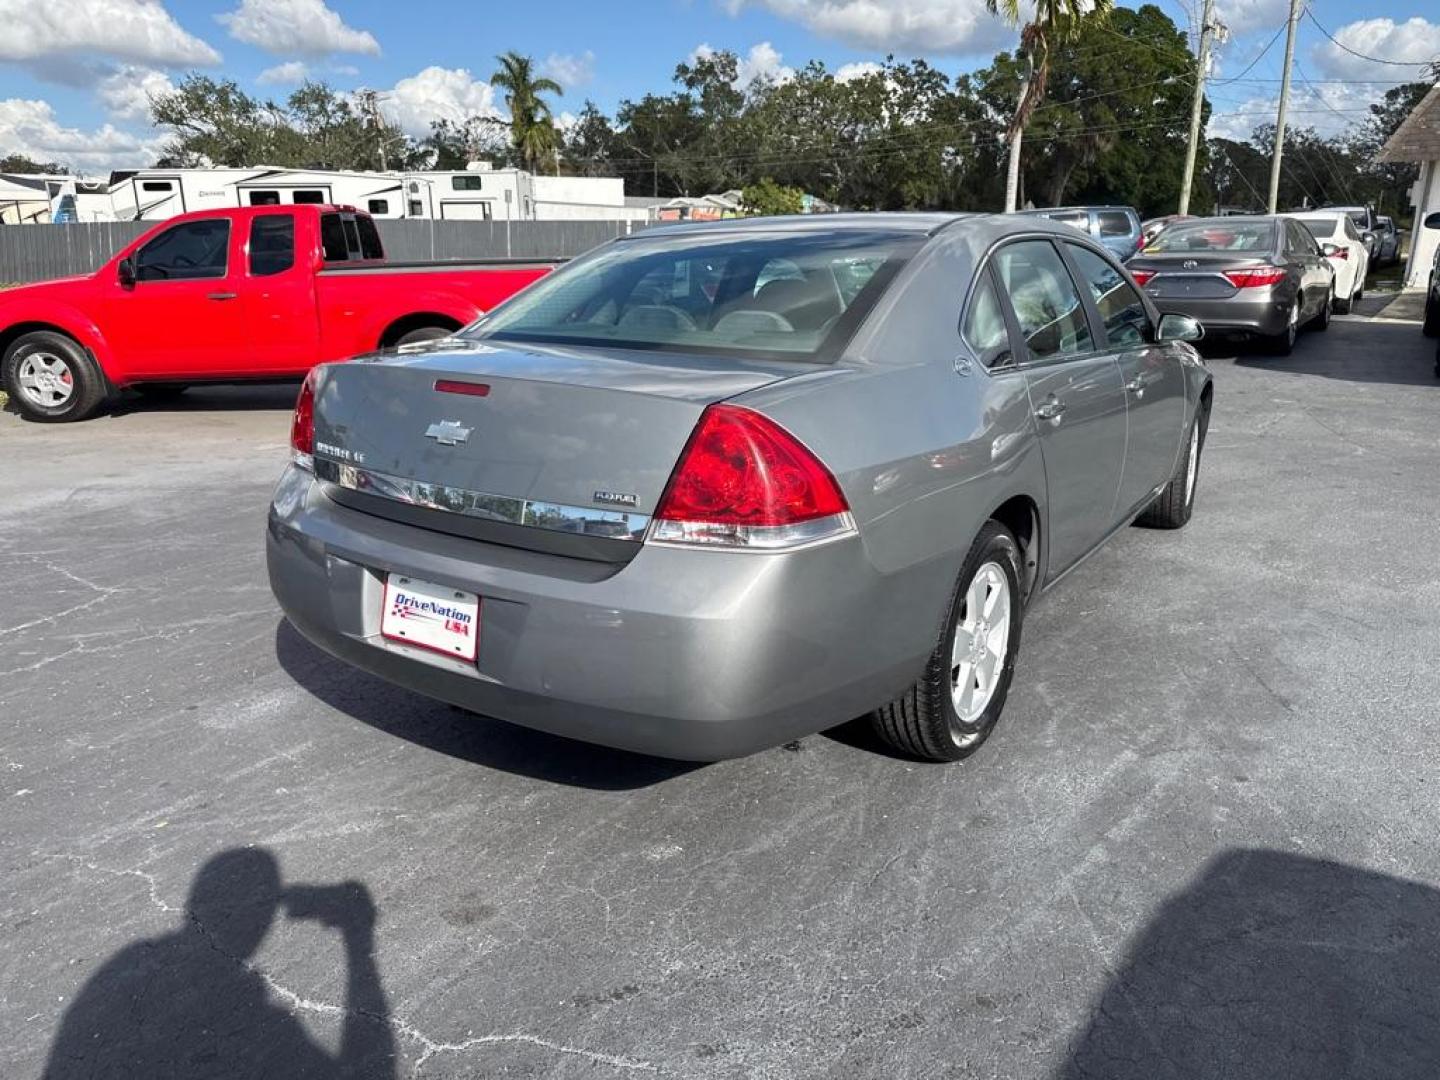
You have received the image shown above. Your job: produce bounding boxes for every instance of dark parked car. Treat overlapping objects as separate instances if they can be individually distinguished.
[1374,215,1400,265]
[1422,211,1440,376]
[268,213,1212,763]
[1016,205,1144,262]
[1126,216,1334,355]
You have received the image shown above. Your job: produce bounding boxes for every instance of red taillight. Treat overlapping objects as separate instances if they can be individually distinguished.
[1222,266,1288,289]
[291,368,317,463]
[1328,248,1349,260]
[651,404,851,548]
[1130,269,1156,287]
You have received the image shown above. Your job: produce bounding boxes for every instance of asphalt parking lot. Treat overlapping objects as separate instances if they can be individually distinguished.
[3,300,1439,1079]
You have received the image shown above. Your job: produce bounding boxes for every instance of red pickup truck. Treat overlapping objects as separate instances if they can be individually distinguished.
[0,204,554,422]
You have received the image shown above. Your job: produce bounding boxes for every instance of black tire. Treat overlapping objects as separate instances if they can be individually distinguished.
[871,521,1024,762]
[1423,291,1440,338]
[395,326,452,347]
[1,330,109,423]
[1135,402,1208,530]
[134,383,188,399]
[1267,303,1298,355]
[1308,288,1331,332]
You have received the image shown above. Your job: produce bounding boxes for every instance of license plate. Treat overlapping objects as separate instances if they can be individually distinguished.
[381,574,479,661]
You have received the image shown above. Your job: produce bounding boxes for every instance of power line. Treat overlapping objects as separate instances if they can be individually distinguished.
[1304,9,1439,69]
[1211,21,1288,85]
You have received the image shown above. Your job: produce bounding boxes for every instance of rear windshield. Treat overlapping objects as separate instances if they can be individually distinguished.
[1297,219,1338,240]
[1146,221,1275,252]
[1096,210,1135,237]
[1346,210,1368,229]
[466,229,923,362]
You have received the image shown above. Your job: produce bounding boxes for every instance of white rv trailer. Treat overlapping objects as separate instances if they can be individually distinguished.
[103,168,409,221]
[398,167,536,221]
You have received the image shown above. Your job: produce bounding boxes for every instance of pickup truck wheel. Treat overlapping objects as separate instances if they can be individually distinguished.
[395,326,452,346]
[871,521,1024,762]
[1135,402,1208,530]
[3,331,109,423]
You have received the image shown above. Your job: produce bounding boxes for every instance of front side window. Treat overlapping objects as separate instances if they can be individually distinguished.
[134,219,230,282]
[249,214,294,277]
[468,229,922,362]
[962,272,1012,366]
[1066,244,1148,348]
[992,240,1093,360]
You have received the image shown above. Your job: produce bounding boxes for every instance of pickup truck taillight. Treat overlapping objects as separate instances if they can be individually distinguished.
[650,404,853,550]
[291,368,317,469]
[1222,266,1288,289]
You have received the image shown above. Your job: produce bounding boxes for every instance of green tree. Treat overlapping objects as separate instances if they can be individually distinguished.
[985,0,1115,212]
[564,101,618,176]
[0,154,68,174]
[490,51,564,173]
[741,177,805,215]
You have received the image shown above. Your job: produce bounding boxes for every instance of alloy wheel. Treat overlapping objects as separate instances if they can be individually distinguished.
[16,352,74,408]
[951,562,1012,726]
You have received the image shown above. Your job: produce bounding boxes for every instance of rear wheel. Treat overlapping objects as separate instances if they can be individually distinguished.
[1423,289,1440,338]
[1309,288,1331,332]
[1267,302,1298,355]
[2,331,109,423]
[1135,402,1208,530]
[395,326,452,347]
[871,522,1024,762]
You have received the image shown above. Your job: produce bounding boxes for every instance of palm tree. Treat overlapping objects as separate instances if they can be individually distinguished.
[986,0,1113,212]
[490,51,564,174]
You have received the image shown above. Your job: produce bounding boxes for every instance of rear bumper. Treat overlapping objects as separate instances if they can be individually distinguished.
[266,465,933,760]
[1146,293,1290,337]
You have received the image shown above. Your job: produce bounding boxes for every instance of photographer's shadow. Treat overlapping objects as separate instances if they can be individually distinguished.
[42,848,396,1080]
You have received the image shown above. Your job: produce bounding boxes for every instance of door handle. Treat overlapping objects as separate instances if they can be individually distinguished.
[1124,376,1146,395]
[1034,398,1067,423]
[206,292,238,301]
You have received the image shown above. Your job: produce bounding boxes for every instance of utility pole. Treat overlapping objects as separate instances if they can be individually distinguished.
[1266,0,1302,213]
[1178,0,1224,216]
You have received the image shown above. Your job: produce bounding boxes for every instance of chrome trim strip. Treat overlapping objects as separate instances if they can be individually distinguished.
[314,457,650,541]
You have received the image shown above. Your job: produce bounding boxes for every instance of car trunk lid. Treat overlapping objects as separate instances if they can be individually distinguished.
[1131,252,1274,299]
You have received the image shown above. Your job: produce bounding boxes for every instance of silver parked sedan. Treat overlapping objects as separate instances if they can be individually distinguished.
[268,214,1212,762]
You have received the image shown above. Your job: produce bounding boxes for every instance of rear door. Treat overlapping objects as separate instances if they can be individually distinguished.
[103,216,244,376]
[1064,241,1187,517]
[242,211,320,373]
[992,238,1127,578]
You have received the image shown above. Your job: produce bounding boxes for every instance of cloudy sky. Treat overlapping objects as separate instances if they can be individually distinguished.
[0,0,1435,173]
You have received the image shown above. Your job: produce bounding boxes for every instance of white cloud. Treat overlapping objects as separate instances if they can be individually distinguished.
[540,51,595,89]
[1214,0,1289,38]
[0,97,162,172]
[725,0,1012,56]
[690,42,796,88]
[835,60,883,82]
[0,0,220,67]
[217,0,380,57]
[1311,17,1440,80]
[96,65,175,121]
[380,66,502,139]
[257,61,312,85]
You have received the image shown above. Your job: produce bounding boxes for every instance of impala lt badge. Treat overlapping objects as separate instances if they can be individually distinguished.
[424,420,472,446]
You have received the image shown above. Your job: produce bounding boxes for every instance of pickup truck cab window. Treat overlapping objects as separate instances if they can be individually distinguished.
[1065,243,1149,347]
[992,240,1093,360]
[249,215,295,277]
[320,214,349,261]
[135,219,230,282]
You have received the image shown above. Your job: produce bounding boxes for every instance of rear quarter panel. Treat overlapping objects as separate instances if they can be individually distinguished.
[735,227,1047,674]
[314,266,550,361]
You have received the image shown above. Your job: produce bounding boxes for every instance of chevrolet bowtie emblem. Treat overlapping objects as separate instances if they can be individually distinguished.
[424,420,471,446]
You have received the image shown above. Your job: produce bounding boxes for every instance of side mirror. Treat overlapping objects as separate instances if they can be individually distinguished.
[117,258,136,288]
[1424,212,1440,230]
[1320,242,1342,258]
[1361,230,1376,244]
[1157,312,1204,343]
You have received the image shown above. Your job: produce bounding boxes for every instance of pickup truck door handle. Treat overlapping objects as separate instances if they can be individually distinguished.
[1034,398,1067,423]
[206,291,238,301]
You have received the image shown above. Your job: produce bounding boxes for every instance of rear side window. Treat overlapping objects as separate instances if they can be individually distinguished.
[356,216,384,260]
[135,219,230,282]
[992,240,1094,360]
[319,213,349,261]
[962,272,1012,366]
[1096,211,1135,238]
[1047,211,1089,231]
[249,214,295,277]
[1066,244,1149,348]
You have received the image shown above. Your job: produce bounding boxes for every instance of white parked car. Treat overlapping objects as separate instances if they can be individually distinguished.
[1292,211,1370,313]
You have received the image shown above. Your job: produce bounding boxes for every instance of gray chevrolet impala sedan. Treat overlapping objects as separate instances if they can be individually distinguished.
[267,213,1212,762]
